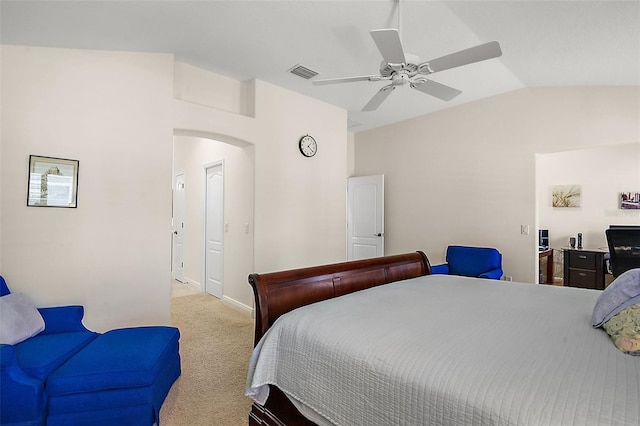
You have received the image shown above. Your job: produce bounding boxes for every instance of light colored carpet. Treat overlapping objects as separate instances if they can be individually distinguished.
[160,293,254,425]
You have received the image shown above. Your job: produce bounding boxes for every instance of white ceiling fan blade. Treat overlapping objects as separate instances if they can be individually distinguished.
[370,29,406,65]
[313,75,384,86]
[419,41,502,74]
[411,79,462,101]
[362,84,395,112]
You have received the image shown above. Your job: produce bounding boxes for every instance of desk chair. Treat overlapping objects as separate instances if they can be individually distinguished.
[605,228,640,277]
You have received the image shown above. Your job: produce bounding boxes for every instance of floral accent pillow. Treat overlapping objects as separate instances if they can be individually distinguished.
[592,268,640,328]
[602,303,640,355]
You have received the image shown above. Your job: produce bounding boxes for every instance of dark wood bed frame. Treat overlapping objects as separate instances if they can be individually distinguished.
[247,251,432,426]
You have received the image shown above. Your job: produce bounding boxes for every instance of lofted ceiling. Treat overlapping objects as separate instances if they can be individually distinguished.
[1,0,638,132]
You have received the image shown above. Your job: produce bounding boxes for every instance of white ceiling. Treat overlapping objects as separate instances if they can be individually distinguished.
[2,0,638,132]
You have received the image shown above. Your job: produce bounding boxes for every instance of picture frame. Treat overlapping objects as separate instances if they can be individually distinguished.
[27,155,79,208]
[620,192,640,210]
[552,184,581,208]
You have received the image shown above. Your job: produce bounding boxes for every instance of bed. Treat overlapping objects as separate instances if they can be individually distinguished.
[245,252,639,426]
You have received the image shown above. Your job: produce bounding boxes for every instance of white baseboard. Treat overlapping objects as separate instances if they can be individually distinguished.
[177,276,254,317]
[222,295,254,317]
[180,277,203,292]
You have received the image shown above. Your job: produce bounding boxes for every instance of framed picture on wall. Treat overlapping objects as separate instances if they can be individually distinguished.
[620,192,640,209]
[552,184,581,208]
[27,155,79,208]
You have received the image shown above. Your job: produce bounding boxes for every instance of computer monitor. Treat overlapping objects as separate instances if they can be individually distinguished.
[539,229,549,250]
[605,227,640,277]
[609,224,640,230]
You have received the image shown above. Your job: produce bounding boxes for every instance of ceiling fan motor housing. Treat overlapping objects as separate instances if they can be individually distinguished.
[379,53,420,79]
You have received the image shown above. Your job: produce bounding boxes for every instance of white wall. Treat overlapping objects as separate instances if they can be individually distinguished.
[173,136,255,310]
[251,81,348,272]
[1,46,175,331]
[537,142,640,251]
[10,45,633,326]
[347,132,355,177]
[1,46,349,328]
[173,62,253,117]
[354,87,640,283]
[172,66,349,273]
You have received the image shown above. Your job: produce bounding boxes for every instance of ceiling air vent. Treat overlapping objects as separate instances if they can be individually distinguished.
[288,64,318,80]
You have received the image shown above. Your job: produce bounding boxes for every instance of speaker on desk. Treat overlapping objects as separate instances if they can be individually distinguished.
[539,229,549,250]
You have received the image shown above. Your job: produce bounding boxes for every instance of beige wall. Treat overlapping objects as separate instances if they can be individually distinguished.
[172,67,349,273]
[251,81,348,272]
[173,62,254,117]
[537,142,640,252]
[354,87,640,282]
[1,45,349,329]
[4,44,635,326]
[1,46,175,331]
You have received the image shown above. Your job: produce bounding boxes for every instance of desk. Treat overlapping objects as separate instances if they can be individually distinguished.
[538,248,554,284]
[563,248,607,290]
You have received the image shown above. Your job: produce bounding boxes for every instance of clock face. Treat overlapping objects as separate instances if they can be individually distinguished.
[299,135,317,157]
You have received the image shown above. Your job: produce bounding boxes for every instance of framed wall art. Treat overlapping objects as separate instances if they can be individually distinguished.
[552,184,581,208]
[620,192,640,210]
[27,155,79,208]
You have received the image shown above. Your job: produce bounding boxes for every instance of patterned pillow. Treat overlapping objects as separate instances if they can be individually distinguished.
[602,303,640,355]
[592,268,640,327]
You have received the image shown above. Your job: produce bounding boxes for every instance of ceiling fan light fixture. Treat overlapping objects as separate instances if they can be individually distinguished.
[392,73,410,86]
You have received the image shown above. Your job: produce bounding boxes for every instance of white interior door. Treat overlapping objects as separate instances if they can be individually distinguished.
[172,173,185,283]
[347,175,384,260]
[205,163,224,298]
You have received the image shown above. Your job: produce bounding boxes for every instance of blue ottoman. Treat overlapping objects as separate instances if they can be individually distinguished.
[45,326,181,426]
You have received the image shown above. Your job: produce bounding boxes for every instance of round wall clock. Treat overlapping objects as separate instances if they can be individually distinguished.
[299,134,317,158]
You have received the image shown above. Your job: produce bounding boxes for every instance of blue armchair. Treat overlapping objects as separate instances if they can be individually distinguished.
[0,275,181,425]
[431,245,503,280]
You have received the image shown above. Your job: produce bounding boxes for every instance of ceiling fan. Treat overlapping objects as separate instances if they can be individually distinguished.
[312,3,503,111]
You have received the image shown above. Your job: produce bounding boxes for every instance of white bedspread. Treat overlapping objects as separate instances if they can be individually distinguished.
[246,275,640,426]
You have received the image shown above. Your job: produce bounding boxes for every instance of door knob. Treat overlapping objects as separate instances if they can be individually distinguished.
[173,231,178,235]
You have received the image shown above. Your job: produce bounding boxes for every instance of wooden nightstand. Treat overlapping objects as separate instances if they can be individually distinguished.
[562,248,607,290]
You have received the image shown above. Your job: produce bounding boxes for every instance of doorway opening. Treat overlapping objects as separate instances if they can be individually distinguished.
[171,134,255,308]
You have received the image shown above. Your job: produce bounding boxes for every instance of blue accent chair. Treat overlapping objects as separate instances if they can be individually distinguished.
[0,275,181,425]
[431,245,503,280]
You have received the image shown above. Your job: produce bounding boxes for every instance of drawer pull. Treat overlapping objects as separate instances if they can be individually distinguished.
[578,255,587,259]
[579,273,587,276]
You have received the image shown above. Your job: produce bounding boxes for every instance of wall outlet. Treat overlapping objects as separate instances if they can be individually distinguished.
[504,275,513,281]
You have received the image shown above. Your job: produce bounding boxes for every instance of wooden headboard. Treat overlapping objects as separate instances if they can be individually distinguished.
[248,251,431,345]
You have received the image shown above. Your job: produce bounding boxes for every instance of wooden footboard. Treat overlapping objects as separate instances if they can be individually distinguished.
[247,251,431,426]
